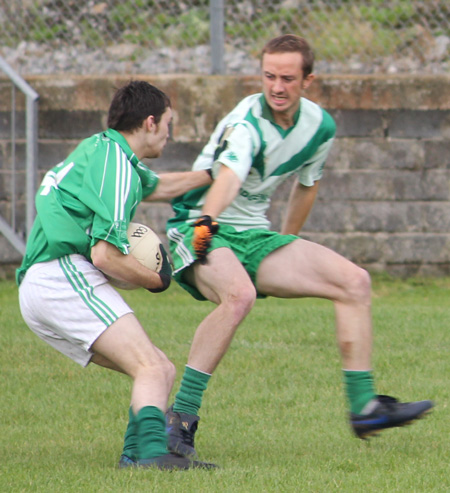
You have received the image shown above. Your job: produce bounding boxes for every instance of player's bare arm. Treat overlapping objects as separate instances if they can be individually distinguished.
[91,239,165,290]
[145,170,212,202]
[201,164,242,218]
[190,164,242,263]
[281,180,320,235]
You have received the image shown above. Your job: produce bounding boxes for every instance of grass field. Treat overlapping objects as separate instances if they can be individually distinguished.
[1,274,449,492]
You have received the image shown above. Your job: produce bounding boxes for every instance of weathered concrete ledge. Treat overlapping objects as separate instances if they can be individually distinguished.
[1,74,449,277]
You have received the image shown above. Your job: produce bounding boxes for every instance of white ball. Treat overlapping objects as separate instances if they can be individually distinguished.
[106,222,164,290]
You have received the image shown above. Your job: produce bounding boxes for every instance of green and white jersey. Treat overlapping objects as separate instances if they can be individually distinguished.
[16,129,159,285]
[169,93,335,232]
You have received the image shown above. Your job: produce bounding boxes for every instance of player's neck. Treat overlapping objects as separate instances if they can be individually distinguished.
[119,129,145,161]
[272,103,299,130]
[273,112,294,130]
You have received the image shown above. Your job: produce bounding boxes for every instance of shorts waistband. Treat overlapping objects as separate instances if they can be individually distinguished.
[26,254,89,274]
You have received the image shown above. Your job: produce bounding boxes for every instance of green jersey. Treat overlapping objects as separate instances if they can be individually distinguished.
[168,93,335,231]
[16,129,159,285]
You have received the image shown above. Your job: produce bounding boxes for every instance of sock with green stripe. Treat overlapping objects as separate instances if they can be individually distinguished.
[136,406,169,460]
[173,365,211,416]
[122,407,138,461]
[343,369,377,415]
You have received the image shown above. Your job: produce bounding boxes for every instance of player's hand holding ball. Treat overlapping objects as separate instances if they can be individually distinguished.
[147,244,172,293]
[192,215,219,264]
[107,222,172,292]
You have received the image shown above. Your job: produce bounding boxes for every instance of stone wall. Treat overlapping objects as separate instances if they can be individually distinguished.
[1,74,449,277]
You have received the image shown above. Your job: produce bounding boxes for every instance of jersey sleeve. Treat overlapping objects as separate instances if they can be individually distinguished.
[211,122,257,182]
[296,138,335,186]
[136,162,160,198]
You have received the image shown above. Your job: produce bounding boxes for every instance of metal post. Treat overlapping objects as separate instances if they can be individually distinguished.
[11,84,16,229]
[26,92,38,235]
[210,0,225,74]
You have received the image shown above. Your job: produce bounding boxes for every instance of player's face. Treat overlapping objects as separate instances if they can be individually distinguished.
[148,107,172,158]
[262,52,314,127]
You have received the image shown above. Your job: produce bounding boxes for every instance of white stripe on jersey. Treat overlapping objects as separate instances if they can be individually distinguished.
[99,141,110,198]
[114,142,132,223]
[123,148,132,218]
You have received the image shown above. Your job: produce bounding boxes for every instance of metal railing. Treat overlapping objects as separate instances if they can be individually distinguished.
[0,56,39,255]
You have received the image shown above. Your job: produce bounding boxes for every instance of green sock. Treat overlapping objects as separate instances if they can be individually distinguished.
[122,407,138,461]
[136,406,168,460]
[343,370,377,414]
[173,365,211,416]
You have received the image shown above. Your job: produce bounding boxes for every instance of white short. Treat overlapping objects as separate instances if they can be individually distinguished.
[19,254,133,367]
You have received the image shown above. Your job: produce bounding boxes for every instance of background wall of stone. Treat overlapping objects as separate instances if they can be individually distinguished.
[1,74,449,277]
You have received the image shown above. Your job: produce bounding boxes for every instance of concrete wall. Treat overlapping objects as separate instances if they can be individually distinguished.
[1,74,449,277]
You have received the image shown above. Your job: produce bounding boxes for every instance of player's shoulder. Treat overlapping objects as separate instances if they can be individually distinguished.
[236,93,262,109]
[225,93,262,122]
[300,97,336,137]
[72,131,108,155]
[63,132,115,176]
[214,94,263,142]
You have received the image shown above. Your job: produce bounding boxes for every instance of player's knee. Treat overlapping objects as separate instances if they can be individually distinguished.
[162,354,176,380]
[224,283,256,322]
[343,266,372,305]
[155,354,176,380]
[163,358,176,387]
[135,351,175,384]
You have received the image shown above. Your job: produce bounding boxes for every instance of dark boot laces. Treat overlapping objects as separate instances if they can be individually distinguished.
[180,420,198,447]
[376,395,399,409]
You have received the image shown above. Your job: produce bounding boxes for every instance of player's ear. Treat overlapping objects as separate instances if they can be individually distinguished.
[302,74,315,90]
[144,115,156,132]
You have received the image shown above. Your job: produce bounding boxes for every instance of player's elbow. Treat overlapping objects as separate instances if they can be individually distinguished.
[145,182,175,202]
[91,240,119,271]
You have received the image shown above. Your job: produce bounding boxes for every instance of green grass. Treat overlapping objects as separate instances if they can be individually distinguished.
[1,274,449,492]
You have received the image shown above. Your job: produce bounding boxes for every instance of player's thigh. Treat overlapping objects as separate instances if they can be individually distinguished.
[91,312,170,377]
[186,247,256,305]
[256,238,366,300]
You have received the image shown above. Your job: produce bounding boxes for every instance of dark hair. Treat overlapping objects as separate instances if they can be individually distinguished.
[107,80,171,132]
[262,34,314,77]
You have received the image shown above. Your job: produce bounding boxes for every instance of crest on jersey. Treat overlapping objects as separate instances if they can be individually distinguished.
[214,125,235,161]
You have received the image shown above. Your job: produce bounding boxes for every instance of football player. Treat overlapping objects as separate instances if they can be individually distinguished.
[17,80,215,470]
[165,34,433,460]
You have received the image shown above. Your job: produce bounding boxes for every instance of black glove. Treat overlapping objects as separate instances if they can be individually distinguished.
[148,244,172,293]
[191,215,219,264]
